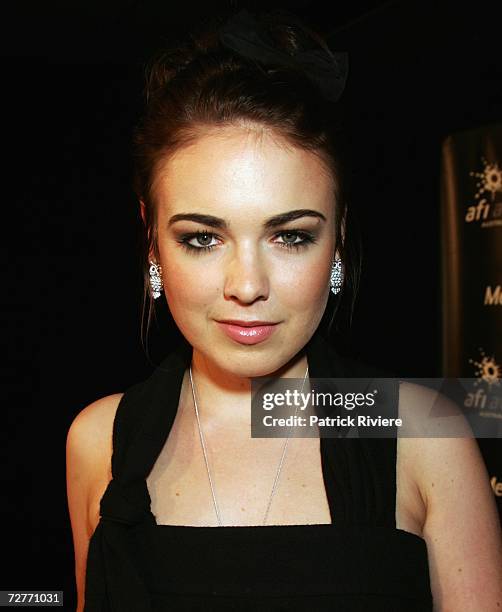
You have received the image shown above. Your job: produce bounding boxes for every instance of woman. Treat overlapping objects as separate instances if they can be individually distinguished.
[66,8,502,611]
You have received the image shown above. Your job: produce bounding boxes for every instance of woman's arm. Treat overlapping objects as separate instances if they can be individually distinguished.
[400,382,502,611]
[65,394,123,612]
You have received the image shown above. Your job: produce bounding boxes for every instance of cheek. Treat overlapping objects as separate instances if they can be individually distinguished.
[163,260,219,312]
[275,259,331,305]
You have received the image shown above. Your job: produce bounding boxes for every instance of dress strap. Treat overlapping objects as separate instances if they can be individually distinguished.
[84,338,193,611]
[305,332,399,528]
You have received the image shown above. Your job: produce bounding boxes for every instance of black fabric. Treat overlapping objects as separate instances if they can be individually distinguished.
[84,329,433,611]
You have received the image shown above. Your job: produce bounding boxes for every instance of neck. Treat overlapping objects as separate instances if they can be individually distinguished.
[183,348,309,430]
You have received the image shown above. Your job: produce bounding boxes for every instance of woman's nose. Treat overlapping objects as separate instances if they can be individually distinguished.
[223,251,270,304]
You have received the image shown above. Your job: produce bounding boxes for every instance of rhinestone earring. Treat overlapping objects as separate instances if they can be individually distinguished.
[330,258,343,295]
[149,260,163,299]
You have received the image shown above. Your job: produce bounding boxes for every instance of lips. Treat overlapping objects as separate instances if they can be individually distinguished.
[215,320,279,345]
[218,319,277,327]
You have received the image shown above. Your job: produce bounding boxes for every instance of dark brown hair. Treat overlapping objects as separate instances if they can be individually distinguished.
[131,9,361,356]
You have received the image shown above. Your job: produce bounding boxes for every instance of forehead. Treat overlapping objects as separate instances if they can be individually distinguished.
[153,127,335,217]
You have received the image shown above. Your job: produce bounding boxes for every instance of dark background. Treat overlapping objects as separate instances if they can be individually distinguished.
[1,0,501,608]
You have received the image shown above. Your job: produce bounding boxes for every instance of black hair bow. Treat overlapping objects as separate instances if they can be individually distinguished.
[218,9,348,103]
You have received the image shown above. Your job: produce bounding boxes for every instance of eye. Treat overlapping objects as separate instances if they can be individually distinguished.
[177,230,220,254]
[274,230,316,251]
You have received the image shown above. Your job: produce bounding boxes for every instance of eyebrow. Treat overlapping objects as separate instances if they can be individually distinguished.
[168,209,326,230]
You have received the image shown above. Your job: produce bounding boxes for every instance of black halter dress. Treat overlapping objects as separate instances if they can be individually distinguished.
[83,330,433,611]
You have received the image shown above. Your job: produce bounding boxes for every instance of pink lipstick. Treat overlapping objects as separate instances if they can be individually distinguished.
[215,320,279,345]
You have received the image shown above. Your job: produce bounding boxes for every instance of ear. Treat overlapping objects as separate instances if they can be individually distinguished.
[334,210,347,259]
[139,200,156,264]
[139,199,147,226]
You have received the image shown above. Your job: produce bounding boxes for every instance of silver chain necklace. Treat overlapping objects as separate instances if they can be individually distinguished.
[188,363,309,526]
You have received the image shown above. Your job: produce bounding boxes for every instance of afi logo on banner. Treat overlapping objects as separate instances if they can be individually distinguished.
[465,158,502,227]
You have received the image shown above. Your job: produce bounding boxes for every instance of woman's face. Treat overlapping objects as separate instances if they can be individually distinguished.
[153,127,336,377]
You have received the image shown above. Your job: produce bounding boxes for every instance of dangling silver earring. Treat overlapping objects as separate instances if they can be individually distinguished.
[149,260,163,299]
[330,258,343,295]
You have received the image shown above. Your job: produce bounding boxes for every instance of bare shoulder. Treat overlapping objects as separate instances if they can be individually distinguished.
[398,380,473,437]
[396,381,474,506]
[66,393,124,535]
[397,380,492,512]
[398,381,502,609]
[67,393,124,456]
[66,393,124,609]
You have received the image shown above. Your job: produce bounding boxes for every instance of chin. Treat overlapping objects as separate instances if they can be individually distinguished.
[222,343,303,379]
[231,366,271,379]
